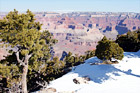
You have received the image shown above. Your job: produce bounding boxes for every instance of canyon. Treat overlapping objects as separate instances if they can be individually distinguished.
[0,12,140,58]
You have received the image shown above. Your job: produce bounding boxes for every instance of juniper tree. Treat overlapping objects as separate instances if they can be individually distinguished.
[95,36,124,62]
[64,52,75,67]
[0,9,57,93]
[85,50,95,59]
[116,29,140,52]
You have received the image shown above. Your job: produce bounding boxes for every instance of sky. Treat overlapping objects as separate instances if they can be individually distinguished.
[0,0,140,13]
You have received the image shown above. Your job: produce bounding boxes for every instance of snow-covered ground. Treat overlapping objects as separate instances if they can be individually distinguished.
[48,51,140,93]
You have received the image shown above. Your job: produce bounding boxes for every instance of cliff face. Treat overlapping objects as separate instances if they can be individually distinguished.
[35,12,140,32]
[51,29,103,57]
[1,12,140,57]
[35,12,140,56]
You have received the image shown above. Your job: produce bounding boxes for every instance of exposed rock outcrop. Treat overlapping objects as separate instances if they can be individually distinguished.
[38,87,57,93]
[73,76,90,84]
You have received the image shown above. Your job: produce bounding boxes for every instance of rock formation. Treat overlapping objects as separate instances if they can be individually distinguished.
[1,12,140,57]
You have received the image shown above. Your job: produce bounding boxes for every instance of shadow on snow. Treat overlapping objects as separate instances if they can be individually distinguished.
[71,52,140,84]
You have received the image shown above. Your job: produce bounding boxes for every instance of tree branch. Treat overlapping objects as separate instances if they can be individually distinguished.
[36,81,48,89]
[15,52,22,63]
[15,52,25,66]
[25,53,33,60]
[28,53,33,58]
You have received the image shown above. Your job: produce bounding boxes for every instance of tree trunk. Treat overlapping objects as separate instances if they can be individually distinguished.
[16,52,32,93]
[21,55,31,93]
[22,64,28,93]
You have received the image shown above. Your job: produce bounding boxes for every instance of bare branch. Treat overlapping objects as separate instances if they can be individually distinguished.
[19,62,26,66]
[15,52,26,66]
[28,53,33,58]
[36,81,48,89]
[15,52,21,63]
[24,53,33,60]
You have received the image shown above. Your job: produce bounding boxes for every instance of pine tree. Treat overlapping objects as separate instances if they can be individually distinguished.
[0,9,57,92]
[116,29,140,52]
[64,52,74,67]
[95,36,124,62]
[85,50,95,59]
[74,54,79,64]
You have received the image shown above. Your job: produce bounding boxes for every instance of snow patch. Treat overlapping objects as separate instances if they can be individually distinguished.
[48,51,140,93]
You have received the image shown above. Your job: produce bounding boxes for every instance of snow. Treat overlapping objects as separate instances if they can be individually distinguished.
[48,51,140,93]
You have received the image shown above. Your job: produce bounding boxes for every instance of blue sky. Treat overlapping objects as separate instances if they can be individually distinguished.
[0,0,140,13]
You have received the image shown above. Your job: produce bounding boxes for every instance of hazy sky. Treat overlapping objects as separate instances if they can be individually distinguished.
[0,0,140,13]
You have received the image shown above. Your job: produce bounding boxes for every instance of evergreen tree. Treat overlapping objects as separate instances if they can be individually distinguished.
[79,55,86,62]
[74,54,79,63]
[116,29,140,52]
[64,52,73,67]
[0,9,57,92]
[95,36,124,62]
[85,50,95,59]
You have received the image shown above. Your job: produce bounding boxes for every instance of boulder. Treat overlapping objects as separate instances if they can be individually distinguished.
[46,87,56,93]
[83,76,90,81]
[73,76,90,84]
[39,87,56,93]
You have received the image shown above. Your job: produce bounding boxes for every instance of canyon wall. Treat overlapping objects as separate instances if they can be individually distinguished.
[0,12,140,58]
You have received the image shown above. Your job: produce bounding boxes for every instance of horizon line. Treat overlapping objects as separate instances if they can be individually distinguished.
[0,10,140,14]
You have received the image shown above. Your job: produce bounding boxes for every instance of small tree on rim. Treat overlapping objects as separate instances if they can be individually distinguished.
[95,36,124,62]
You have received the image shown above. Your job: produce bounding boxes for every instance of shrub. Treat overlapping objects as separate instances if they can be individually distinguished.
[95,36,124,61]
[116,29,140,52]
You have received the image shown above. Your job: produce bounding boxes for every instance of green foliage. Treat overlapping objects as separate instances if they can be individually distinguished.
[47,57,65,75]
[79,55,86,62]
[0,9,57,92]
[64,52,74,66]
[85,50,95,59]
[116,29,140,52]
[0,63,21,90]
[0,9,41,48]
[64,51,89,67]
[21,50,29,56]
[95,36,124,61]
[27,56,66,90]
[74,54,79,63]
